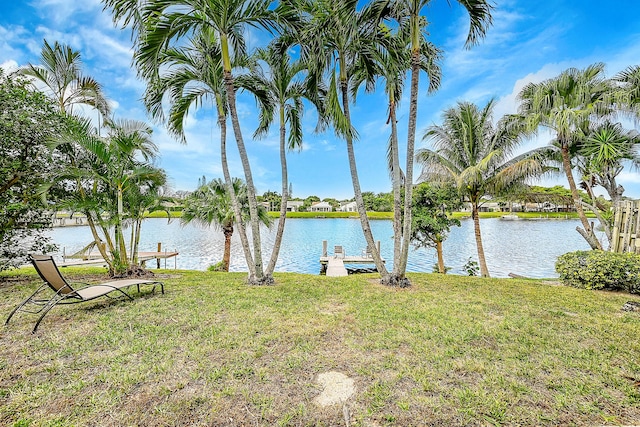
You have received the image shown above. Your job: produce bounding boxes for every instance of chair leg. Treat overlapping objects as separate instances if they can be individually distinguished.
[5,284,46,326]
[32,295,63,334]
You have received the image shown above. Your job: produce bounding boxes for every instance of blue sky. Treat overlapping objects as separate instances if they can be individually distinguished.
[2,0,640,200]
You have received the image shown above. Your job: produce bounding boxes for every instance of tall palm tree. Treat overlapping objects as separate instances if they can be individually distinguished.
[370,19,442,284]
[518,63,615,250]
[297,0,391,280]
[19,40,110,118]
[417,99,546,278]
[106,0,296,284]
[143,29,257,279]
[236,43,321,276]
[391,0,492,284]
[182,178,272,272]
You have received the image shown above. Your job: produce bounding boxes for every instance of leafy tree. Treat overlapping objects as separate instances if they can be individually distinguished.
[411,183,462,274]
[0,70,63,270]
[182,178,272,272]
[417,99,547,277]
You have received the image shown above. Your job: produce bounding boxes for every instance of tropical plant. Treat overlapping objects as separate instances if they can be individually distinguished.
[105,0,297,285]
[417,99,547,277]
[181,178,272,272]
[370,16,442,284]
[236,43,321,276]
[580,121,640,206]
[390,0,493,285]
[54,117,165,275]
[18,39,110,119]
[410,182,462,274]
[142,28,256,278]
[296,0,392,281]
[613,64,640,117]
[518,63,616,250]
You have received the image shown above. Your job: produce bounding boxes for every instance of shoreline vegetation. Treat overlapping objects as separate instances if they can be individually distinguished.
[52,210,595,224]
[1,268,638,425]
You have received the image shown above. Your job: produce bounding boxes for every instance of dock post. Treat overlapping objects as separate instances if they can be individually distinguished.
[157,243,161,269]
[322,240,328,257]
[376,240,381,255]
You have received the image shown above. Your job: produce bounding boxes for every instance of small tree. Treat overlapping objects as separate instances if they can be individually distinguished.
[410,182,462,274]
[0,70,64,270]
[181,178,272,272]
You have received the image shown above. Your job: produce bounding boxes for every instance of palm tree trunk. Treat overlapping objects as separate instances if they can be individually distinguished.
[133,218,142,265]
[85,212,114,275]
[339,79,389,279]
[216,101,256,279]
[266,106,288,275]
[389,101,403,278]
[436,239,445,274]
[116,186,128,269]
[223,69,266,284]
[560,144,602,250]
[472,201,490,278]
[223,226,233,272]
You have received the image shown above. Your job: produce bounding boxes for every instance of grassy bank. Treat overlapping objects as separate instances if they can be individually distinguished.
[1,269,638,426]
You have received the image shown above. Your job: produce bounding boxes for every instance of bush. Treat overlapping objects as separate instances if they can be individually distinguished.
[555,250,640,293]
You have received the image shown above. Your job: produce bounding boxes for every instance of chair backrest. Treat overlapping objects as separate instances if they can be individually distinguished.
[334,246,344,257]
[30,254,76,295]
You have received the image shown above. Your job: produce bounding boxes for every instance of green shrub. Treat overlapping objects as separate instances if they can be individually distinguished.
[555,250,640,293]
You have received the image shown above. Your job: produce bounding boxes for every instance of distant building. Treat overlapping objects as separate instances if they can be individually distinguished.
[339,201,357,212]
[286,201,304,212]
[310,201,333,212]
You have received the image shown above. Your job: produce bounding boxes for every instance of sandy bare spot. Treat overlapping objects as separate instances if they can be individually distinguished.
[313,371,356,407]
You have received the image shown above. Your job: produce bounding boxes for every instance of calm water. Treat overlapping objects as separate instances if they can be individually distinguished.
[48,217,593,278]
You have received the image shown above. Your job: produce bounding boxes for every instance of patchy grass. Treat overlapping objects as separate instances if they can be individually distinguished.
[0,269,639,426]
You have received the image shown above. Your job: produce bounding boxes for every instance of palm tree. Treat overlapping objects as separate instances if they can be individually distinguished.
[580,121,640,206]
[371,19,442,284]
[143,29,257,279]
[518,63,616,250]
[54,116,164,275]
[181,178,272,272]
[19,39,110,119]
[236,43,321,276]
[297,0,391,280]
[125,176,171,265]
[613,65,640,117]
[417,99,546,278]
[107,0,296,284]
[391,0,493,284]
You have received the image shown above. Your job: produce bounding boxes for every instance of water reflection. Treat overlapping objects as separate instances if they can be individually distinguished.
[49,217,592,278]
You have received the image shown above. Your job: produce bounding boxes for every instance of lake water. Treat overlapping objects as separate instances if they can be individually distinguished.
[48,217,594,278]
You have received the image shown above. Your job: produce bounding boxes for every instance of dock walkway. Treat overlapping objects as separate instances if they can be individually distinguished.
[325,257,348,277]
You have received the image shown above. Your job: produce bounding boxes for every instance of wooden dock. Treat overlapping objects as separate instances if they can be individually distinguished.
[319,240,383,276]
[60,251,179,268]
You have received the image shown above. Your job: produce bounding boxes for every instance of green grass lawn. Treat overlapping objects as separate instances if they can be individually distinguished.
[1,269,638,426]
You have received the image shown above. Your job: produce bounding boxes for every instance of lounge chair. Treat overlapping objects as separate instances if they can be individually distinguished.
[5,254,164,333]
[334,245,345,259]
